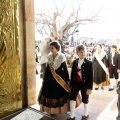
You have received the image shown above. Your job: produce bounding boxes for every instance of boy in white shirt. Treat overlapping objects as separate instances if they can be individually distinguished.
[67,44,93,120]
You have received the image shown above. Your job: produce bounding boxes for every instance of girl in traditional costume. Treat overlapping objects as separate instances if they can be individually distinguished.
[93,44,110,90]
[38,41,70,114]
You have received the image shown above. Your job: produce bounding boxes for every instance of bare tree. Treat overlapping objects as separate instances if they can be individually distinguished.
[35,0,99,40]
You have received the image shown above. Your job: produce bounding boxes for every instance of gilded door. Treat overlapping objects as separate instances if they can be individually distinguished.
[0,0,22,118]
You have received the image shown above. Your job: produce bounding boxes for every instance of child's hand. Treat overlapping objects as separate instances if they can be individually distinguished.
[86,89,92,95]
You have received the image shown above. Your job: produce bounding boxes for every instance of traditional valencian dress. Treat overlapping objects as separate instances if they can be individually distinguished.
[93,50,110,86]
[38,53,70,114]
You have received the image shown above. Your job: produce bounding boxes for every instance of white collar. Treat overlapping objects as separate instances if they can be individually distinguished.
[112,52,115,57]
[78,58,84,68]
[112,52,115,54]
[94,50,106,60]
[79,58,84,62]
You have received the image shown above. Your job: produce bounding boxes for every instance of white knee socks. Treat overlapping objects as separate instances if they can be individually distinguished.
[84,103,89,116]
[70,100,76,118]
[110,78,114,88]
[70,101,89,117]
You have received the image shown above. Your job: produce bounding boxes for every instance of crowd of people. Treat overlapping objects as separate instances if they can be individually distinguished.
[35,37,120,120]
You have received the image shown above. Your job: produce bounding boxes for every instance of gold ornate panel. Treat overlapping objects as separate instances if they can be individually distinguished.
[0,0,22,118]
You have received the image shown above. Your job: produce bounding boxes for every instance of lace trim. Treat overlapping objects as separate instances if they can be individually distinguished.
[39,95,68,108]
[48,53,66,70]
[94,50,106,60]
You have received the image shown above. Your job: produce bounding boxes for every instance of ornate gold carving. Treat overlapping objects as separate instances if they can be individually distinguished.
[0,0,22,118]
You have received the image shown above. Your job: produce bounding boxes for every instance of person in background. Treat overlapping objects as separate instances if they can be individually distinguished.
[118,48,120,54]
[93,44,110,90]
[106,45,120,91]
[92,47,96,55]
[35,46,39,74]
[54,36,62,52]
[39,37,54,78]
[38,41,70,115]
[67,44,93,120]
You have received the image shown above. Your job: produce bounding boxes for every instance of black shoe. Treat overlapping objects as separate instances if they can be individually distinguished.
[81,115,89,120]
[36,70,38,74]
[108,88,114,91]
[50,114,54,116]
[95,87,98,90]
[67,117,75,120]
[101,86,104,90]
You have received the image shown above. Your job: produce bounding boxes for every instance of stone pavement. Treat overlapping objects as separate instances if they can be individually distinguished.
[34,68,119,120]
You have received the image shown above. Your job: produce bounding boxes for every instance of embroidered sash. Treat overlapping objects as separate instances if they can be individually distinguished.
[50,66,81,108]
[50,67,71,93]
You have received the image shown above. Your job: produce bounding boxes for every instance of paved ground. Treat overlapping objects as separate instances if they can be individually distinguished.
[34,67,119,120]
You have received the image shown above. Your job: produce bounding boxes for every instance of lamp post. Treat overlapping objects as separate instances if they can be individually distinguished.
[77,33,78,45]
[75,30,79,45]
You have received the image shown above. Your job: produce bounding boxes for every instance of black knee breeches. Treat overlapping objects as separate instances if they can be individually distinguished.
[70,82,89,104]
